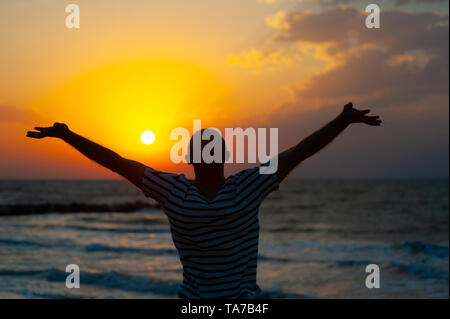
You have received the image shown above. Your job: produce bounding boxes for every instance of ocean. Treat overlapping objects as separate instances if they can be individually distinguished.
[0,179,448,299]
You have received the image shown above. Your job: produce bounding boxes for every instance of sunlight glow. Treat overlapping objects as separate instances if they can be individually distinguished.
[29,60,233,163]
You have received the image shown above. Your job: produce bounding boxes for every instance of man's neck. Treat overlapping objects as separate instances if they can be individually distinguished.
[194,167,225,199]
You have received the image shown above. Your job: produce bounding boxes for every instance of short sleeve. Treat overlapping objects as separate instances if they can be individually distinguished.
[141,167,180,205]
[234,163,279,205]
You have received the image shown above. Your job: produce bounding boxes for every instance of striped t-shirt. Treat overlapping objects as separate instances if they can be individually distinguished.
[141,165,279,299]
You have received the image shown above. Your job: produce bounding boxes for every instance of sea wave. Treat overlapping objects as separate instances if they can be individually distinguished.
[334,259,449,281]
[395,241,449,258]
[254,290,314,299]
[388,262,449,281]
[258,255,291,263]
[0,237,291,263]
[64,225,170,234]
[0,268,179,295]
[0,268,310,299]
[0,237,177,255]
[79,216,167,225]
[0,201,161,216]
[0,238,53,248]
[84,243,177,255]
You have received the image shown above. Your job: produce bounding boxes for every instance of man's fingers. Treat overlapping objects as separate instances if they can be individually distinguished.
[26,131,45,139]
[367,118,382,123]
[360,109,371,115]
[365,119,382,126]
[34,127,48,132]
[363,115,380,121]
[362,114,382,123]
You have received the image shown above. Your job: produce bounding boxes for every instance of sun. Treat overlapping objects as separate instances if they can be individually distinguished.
[141,130,156,145]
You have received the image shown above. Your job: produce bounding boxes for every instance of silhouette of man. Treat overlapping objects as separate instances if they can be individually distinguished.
[27,102,381,298]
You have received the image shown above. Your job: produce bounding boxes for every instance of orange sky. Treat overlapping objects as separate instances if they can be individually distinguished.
[1,0,448,179]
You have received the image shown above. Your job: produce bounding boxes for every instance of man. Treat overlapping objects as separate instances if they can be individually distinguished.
[26,102,381,298]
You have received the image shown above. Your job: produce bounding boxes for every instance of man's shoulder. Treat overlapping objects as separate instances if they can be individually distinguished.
[226,166,260,182]
[143,167,190,185]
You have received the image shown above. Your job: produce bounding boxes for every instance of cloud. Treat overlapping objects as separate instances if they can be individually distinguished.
[275,8,448,54]
[386,49,436,70]
[291,48,447,109]
[267,7,448,109]
[233,5,448,178]
[265,11,290,30]
[227,48,293,68]
[394,0,447,4]
[257,0,277,4]
[313,0,448,7]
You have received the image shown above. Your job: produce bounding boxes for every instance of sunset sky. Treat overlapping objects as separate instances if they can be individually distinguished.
[1,0,448,179]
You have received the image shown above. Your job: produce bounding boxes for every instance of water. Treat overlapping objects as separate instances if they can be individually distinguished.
[0,179,448,299]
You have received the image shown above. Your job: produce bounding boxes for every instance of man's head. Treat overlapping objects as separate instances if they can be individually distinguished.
[186,128,229,175]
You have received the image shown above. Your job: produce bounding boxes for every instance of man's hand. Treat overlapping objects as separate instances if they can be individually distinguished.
[26,122,69,139]
[340,102,382,126]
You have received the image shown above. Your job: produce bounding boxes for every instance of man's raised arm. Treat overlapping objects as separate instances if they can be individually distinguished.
[277,102,382,182]
[26,123,145,188]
